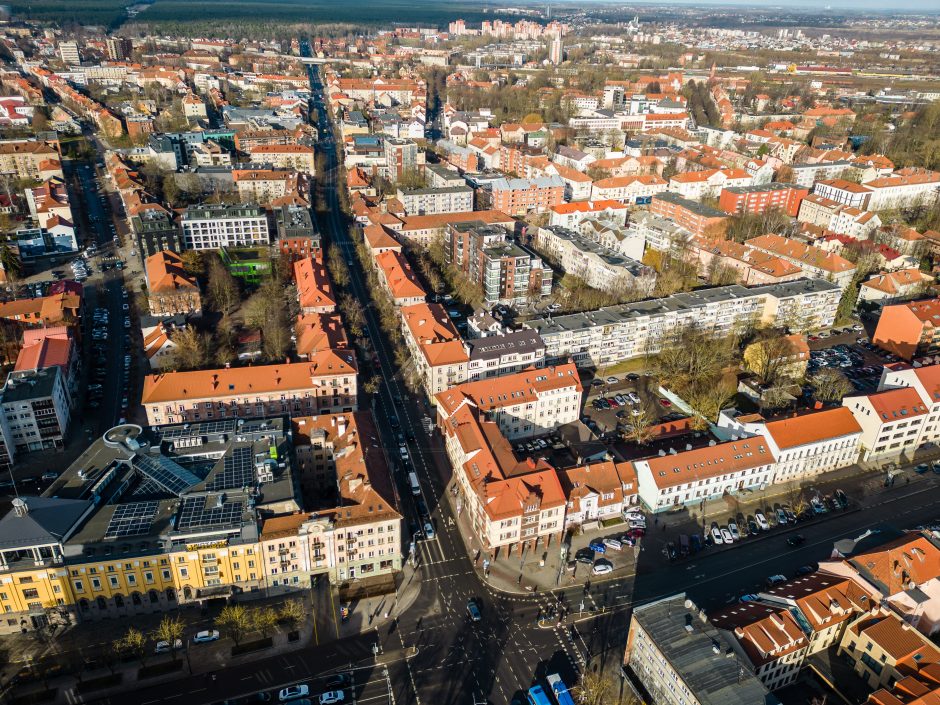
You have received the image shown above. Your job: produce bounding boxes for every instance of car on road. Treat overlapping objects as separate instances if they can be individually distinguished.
[588,540,606,553]
[466,598,482,622]
[423,521,435,540]
[279,686,310,702]
[916,464,930,474]
[592,560,613,575]
[154,639,183,654]
[323,675,350,689]
[318,692,344,704]
[739,594,760,602]
[192,630,219,643]
[795,565,815,576]
[766,574,787,588]
[787,534,806,547]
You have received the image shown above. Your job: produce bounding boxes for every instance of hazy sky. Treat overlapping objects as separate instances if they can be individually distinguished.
[583,0,940,11]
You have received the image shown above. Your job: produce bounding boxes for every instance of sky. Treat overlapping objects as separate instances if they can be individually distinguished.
[580,0,940,12]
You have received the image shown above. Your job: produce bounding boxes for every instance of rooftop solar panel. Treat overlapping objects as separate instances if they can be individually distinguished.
[104,501,159,539]
[176,495,244,532]
[134,454,201,496]
[206,446,255,492]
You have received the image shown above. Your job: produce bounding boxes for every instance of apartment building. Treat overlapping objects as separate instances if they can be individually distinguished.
[842,386,929,461]
[548,200,628,230]
[718,182,809,217]
[798,194,882,240]
[434,363,581,440]
[534,225,655,295]
[400,303,469,398]
[865,169,940,211]
[396,186,473,216]
[181,204,269,250]
[0,140,60,180]
[249,144,316,174]
[634,437,777,513]
[293,256,336,315]
[464,329,545,381]
[438,402,566,553]
[560,461,638,529]
[872,299,940,360]
[383,137,420,182]
[375,250,427,306]
[669,168,752,201]
[525,279,841,369]
[718,407,862,484]
[0,366,72,465]
[132,208,184,257]
[232,169,299,205]
[624,594,776,705]
[290,412,402,583]
[444,221,552,304]
[590,175,668,205]
[487,176,565,216]
[860,269,933,304]
[710,602,809,691]
[141,355,358,426]
[394,209,515,247]
[789,160,854,188]
[650,192,728,238]
[746,234,856,289]
[692,238,804,286]
[812,178,872,209]
[295,313,348,359]
[145,250,201,317]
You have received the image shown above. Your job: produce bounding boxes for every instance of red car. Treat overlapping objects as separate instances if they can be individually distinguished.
[607,397,620,407]
[658,398,672,407]
[627,528,646,539]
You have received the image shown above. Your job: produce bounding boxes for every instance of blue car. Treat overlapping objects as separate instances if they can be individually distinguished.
[588,540,606,554]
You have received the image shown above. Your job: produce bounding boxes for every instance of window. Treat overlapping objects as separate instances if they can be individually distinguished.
[22,588,39,599]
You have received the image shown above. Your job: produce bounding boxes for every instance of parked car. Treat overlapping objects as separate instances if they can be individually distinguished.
[279,686,310,702]
[739,594,760,602]
[720,527,734,544]
[603,538,622,552]
[154,639,183,654]
[766,574,787,588]
[588,540,606,554]
[755,513,770,531]
[318,693,344,705]
[710,524,723,544]
[592,561,613,575]
[192,630,220,643]
[727,522,740,541]
[575,549,594,564]
[795,565,815,576]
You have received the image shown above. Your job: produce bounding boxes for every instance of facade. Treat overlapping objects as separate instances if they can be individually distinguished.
[465,329,545,381]
[293,256,336,315]
[813,179,872,210]
[383,137,419,181]
[650,192,728,238]
[181,204,270,251]
[590,175,668,204]
[249,144,316,174]
[0,140,60,180]
[396,186,473,216]
[525,279,841,369]
[548,200,629,230]
[145,250,201,317]
[132,208,183,258]
[864,169,940,211]
[141,355,358,426]
[668,168,753,201]
[746,234,856,289]
[0,366,72,463]
[842,386,930,461]
[435,363,581,440]
[560,461,638,529]
[872,299,940,360]
[400,303,469,399]
[233,169,299,205]
[487,176,565,215]
[717,182,808,217]
[375,250,427,306]
[859,269,933,304]
[623,593,777,705]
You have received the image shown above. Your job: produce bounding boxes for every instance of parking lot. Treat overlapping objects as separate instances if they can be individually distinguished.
[580,372,685,439]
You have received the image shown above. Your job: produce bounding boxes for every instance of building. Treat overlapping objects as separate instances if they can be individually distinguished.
[650,192,728,238]
[141,355,357,426]
[718,183,809,217]
[59,41,80,65]
[232,169,300,205]
[709,601,809,691]
[132,208,183,258]
[249,145,315,174]
[842,386,929,461]
[374,250,427,306]
[145,250,201,317]
[668,168,752,201]
[383,138,420,182]
[396,186,473,216]
[859,269,933,304]
[105,37,133,61]
[634,437,777,513]
[295,313,348,359]
[864,169,940,212]
[746,234,856,289]
[535,226,654,295]
[0,140,60,181]
[525,279,841,369]
[396,209,515,247]
[590,175,668,205]
[434,363,581,440]
[400,303,469,398]
[548,200,629,230]
[465,329,545,381]
[692,238,804,286]
[181,204,269,251]
[293,256,336,315]
[275,205,321,263]
[623,593,778,705]
[0,366,72,465]
[872,299,940,360]
[813,179,872,210]
[560,461,638,529]
[487,176,565,216]
[718,407,862,484]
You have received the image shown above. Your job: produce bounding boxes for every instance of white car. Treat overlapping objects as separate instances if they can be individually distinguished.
[318,693,345,705]
[592,562,613,576]
[755,513,770,531]
[710,526,724,544]
[720,528,734,544]
[192,630,219,643]
[154,639,183,654]
[602,538,622,551]
[628,519,647,529]
[279,686,310,702]
[728,522,741,541]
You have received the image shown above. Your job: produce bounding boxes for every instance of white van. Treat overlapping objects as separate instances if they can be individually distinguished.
[409,472,421,496]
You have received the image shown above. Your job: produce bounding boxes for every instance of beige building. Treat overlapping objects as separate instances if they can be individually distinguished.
[233,169,300,205]
[400,303,469,399]
[0,140,60,180]
[249,145,316,175]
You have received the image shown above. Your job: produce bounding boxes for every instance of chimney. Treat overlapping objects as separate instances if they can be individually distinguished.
[12,497,27,517]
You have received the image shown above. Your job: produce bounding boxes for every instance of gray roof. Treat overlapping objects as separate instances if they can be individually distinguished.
[0,496,92,550]
[653,191,726,218]
[631,594,779,705]
[466,329,545,361]
[1,366,60,403]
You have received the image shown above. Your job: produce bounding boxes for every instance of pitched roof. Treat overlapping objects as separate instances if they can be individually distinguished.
[641,437,774,490]
[401,303,468,366]
[293,256,336,311]
[435,363,581,416]
[764,407,862,450]
[375,249,426,301]
[145,250,199,294]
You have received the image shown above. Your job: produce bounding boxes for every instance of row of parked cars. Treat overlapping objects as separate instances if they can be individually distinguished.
[574,509,648,575]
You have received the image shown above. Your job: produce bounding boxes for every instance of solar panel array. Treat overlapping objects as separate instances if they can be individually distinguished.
[134,455,201,496]
[154,420,237,440]
[177,495,244,531]
[206,446,255,492]
[104,501,159,539]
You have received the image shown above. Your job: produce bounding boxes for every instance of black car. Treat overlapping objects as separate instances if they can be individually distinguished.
[324,674,350,689]
[795,565,815,577]
[786,534,806,547]
[575,548,594,564]
[416,498,429,518]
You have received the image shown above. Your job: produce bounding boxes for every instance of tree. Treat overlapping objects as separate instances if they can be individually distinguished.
[243,278,291,361]
[278,599,305,633]
[577,669,615,705]
[743,334,800,385]
[216,604,251,646]
[810,368,853,403]
[621,405,656,446]
[0,242,21,282]
[206,255,240,313]
[251,607,279,638]
[180,250,206,277]
[169,325,210,371]
[339,294,365,337]
[116,627,148,667]
[152,616,184,661]
[326,244,350,287]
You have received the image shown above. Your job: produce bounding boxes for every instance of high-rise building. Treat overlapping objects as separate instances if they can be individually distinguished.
[383,137,419,182]
[58,41,80,65]
[105,36,133,61]
[550,34,563,64]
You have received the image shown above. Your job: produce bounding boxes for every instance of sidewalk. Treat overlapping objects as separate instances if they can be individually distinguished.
[333,560,424,639]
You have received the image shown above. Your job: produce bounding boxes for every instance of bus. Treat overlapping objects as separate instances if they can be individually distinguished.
[526,685,553,705]
[546,674,576,705]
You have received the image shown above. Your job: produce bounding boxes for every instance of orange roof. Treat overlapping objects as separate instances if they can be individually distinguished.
[550,200,627,215]
[364,224,402,251]
[862,386,929,422]
[399,209,513,233]
[435,363,581,416]
[765,407,861,450]
[550,163,592,183]
[747,233,855,274]
[141,354,357,404]
[594,174,667,190]
[642,437,773,489]
[671,168,749,183]
[14,330,72,372]
[401,303,468,366]
[375,250,426,301]
[854,612,940,666]
[561,460,636,513]
[710,602,808,667]
[862,269,932,295]
[295,312,348,357]
[293,256,336,312]
[817,178,872,194]
[865,171,940,190]
[145,250,199,294]
[763,572,874,633]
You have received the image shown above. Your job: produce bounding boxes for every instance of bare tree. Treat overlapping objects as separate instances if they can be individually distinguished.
[278,599,305,633]
[206,255,240,313]
[251,607,279,639]
[151,616,184,661]
[116,627,148,667]
[216,604,251,646]
[621,405,657,445]
[743,334,799,385]
[577,669,616,705]
[810,368,853,403]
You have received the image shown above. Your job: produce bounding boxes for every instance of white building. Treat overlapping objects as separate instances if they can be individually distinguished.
[396,186,474,216]
[181,204,270,250]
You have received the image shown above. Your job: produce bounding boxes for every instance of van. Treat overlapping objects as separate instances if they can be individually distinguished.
[409,472,420,496]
